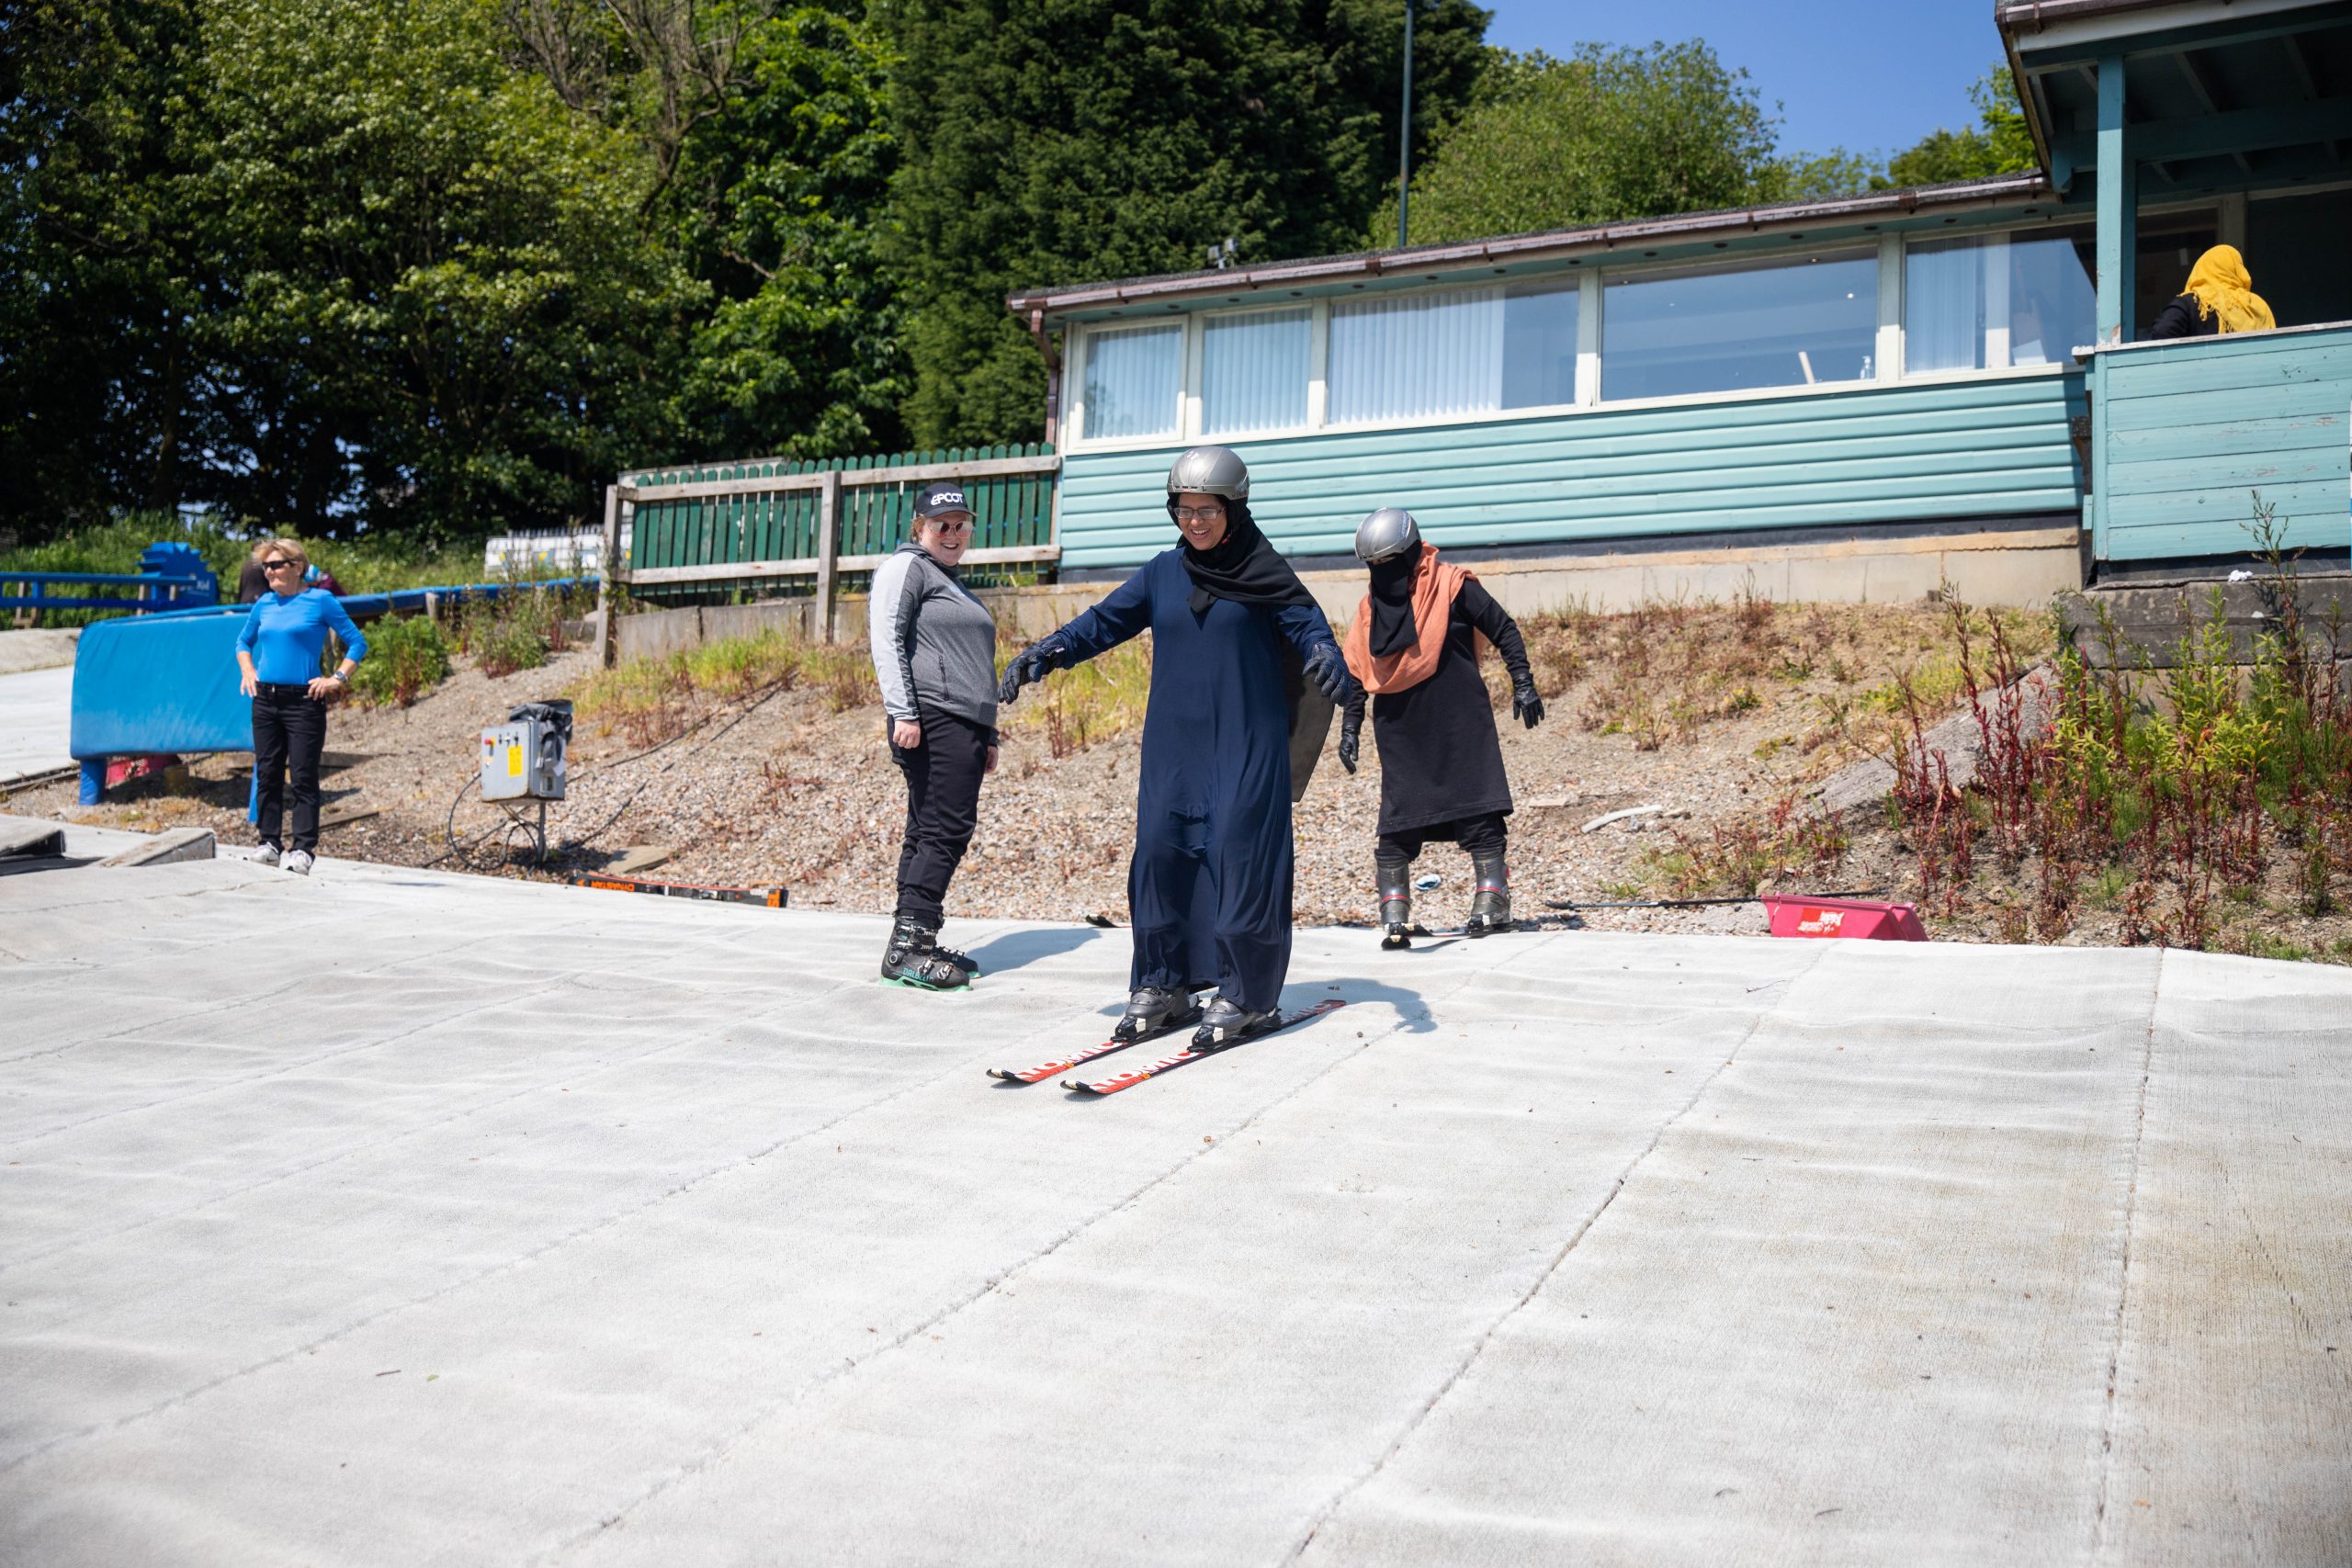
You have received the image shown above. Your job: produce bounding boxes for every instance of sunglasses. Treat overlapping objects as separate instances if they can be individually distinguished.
[263,559,302,571]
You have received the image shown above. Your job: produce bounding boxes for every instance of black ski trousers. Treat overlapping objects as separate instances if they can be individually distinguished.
[253,683,329,853]
[889,706,991,927]
[1377,810,1508,865]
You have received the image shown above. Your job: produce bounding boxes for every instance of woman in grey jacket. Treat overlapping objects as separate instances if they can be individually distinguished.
[868,480,1001,989]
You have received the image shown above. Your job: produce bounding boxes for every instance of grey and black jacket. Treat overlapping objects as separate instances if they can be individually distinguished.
[869,540,999,734]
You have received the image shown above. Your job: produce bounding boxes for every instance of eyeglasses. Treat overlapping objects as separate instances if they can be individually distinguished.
[924,515,973,530]
[1171,505,1226,523]
[263,559,301,572]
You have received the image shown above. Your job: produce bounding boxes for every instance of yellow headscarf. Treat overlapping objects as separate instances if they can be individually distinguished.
[2183,244,2276,334]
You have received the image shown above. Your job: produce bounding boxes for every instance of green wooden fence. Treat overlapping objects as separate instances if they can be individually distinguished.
[616,443,1059,607]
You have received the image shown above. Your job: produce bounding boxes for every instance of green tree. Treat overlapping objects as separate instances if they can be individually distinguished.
[1381,40,1826,246]
[1878,66,2037,188]
[883,0,1491,448]
[665,7,911,459]
[191,0,697,538]
[0,0,208,538]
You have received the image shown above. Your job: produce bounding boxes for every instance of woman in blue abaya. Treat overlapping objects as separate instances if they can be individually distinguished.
[998,446,1360,1047]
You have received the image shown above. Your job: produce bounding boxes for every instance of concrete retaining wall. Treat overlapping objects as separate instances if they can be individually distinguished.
[611,518,2085,661]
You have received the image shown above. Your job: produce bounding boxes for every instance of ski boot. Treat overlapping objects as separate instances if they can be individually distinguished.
[880,917,971,991]
[1376,852,1415,950]
[1193,994,1277,1048]
[1114,985,1202,1042]
[932,937,982,977]
[1464,853,1511,937]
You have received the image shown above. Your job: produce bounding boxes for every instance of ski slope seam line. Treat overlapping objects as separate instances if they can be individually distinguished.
[2090,946,2166,1553]
[1281,944,1830,1564]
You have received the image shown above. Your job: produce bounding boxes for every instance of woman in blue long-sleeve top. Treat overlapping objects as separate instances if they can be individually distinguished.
[233,540,368,875]
[999,447,1360,1047]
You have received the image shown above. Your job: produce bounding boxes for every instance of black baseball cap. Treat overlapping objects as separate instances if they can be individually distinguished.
[912,481,974,519]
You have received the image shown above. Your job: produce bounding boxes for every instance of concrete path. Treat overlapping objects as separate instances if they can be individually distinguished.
[0,665,75,788]
[1,856,2346,1565]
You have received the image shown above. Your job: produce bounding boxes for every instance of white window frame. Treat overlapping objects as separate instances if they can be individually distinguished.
[1062,226,2095,453]
[1192,299,1318,442]
[1065,317,1191,451]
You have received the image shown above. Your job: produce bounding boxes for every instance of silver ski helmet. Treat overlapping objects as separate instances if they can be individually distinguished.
[1354,506,1421,564]
[1165,446,1250,502]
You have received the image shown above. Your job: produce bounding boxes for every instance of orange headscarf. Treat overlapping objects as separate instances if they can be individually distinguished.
[2183,244,2275,334]
[1342,545,1474,695]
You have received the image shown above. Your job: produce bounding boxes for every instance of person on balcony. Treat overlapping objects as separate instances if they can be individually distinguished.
[1334,507,1544,949]
[870,480,1001,991]
[233,540,367,875]
[2148,244,2276,340]
[997,446,1361,1048]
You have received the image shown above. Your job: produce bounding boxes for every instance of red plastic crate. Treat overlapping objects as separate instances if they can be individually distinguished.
[1760,895,1927,942]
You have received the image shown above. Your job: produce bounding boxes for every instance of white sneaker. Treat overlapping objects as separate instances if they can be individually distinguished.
[284,851,314,876]
[253,845,280,867]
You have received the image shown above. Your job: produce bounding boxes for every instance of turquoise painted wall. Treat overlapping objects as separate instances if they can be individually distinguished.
[1057,375,2086,570]
[2089,326,2352,561]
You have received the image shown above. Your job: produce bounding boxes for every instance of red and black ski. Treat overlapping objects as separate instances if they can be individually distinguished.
[989,1016,1189,1084]
[1063,998,1347,1096]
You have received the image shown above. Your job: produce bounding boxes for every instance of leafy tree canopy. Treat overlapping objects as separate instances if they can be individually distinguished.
[882,0,1491,448]
[1877,66,2038,188]
[1381,40,1876,247]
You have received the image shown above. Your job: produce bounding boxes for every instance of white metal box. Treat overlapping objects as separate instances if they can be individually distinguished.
[479,718,566,802]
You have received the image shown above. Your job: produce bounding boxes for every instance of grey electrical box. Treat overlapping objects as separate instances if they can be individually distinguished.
[479,701,570,802]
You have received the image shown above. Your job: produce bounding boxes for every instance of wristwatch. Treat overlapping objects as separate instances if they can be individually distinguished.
[330,671,349,684]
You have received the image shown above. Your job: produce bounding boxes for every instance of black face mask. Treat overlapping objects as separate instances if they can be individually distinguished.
[1365,541,1423,658]
[1174,499,1314,615]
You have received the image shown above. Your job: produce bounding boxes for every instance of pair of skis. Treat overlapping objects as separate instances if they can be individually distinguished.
[989,998,1347,1096]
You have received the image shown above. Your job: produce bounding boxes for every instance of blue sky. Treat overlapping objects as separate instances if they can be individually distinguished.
[1483,1,2008,164]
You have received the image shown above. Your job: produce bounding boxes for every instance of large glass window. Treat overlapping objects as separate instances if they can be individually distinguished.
[1080,322,1182,439]
[1329,286,1503,424]
[1500,280,1580,410]
[1905,237,1991,373]
[1201,308,1309,435]
[2008,231,2096,367]
[1602,254,1878,401]
[1904,230,2096,372]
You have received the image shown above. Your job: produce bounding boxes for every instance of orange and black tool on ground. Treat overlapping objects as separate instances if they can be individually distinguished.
[567,874,787,908]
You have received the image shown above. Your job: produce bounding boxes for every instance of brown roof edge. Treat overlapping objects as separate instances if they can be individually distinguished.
[1995,0,2218,29]
[1004,174,2050,318]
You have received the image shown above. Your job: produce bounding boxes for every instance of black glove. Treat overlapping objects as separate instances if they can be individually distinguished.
[1338,698,1363,774]
[1303,642,1360,706]
[997,636,1067,706]
[1510,670,1544,729]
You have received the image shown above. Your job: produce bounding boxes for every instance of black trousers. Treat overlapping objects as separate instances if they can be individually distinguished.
[253,685,328,852]
[890,708,991,926]
[1378,810,1508,864]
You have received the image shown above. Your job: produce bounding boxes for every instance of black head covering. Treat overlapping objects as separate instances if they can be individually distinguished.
[1172,499,1315,615]
[1364,540,1424,658]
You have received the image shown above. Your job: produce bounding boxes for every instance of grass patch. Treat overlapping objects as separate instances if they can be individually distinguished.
[570,626,873,749]
[1001,630,1151,757]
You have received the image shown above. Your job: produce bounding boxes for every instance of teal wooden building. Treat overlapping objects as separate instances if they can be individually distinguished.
[1005,0,2352,593]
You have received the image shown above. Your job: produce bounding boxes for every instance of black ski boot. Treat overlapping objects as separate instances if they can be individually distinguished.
[932,937,981,976]
[1193,994,1277,1048]
[880,916,971,990]
[1464,853,1511,937]
[1114,986,1201,1042]
[1377,852,1414,950]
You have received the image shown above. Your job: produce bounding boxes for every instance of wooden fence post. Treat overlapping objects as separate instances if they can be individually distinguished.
[599,481,623,668]
[815,468,842,642]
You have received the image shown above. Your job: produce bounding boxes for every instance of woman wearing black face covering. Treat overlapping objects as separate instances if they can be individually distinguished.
[1337,507,1543,948]
[998,446,1359,1047]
